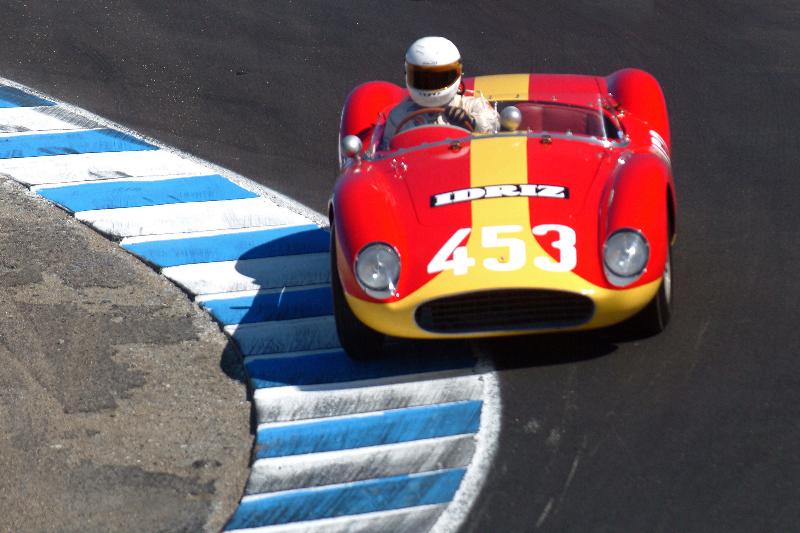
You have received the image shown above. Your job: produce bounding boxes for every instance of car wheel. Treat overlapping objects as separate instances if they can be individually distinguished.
[330,224,385,360]
[626,243,672,337]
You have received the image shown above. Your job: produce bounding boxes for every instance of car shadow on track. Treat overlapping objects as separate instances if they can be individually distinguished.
[219,227,631,401]
[475,331,618,371]
[216,339,256,437]
[220,341,248,384]
[216,227,481,429]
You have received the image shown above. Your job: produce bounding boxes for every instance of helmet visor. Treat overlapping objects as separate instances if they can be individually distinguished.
[406,60,462,92]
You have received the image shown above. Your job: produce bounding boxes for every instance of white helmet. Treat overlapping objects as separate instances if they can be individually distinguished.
[405,36,462,107]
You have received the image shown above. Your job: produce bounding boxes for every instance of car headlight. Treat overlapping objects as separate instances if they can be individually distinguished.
[603,229,649,287]
[355,242,400,299]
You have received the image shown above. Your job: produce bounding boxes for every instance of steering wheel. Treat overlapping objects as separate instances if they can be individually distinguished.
[394,106,474,133]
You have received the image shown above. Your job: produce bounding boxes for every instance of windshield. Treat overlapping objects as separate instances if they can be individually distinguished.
[373,94,623,157]
[497,101,605,137]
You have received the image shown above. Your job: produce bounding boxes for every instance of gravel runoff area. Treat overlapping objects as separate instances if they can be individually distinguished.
[0,176,251,532]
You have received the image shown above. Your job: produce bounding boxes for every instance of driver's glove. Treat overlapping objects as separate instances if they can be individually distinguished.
[445,106,475,128]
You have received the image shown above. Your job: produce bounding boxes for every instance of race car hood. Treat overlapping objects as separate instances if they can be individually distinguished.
[376,133,618,296]
[397,135,610,228]
[337,128,664,335]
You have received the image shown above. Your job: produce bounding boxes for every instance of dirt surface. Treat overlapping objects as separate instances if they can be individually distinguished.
[0,177,250,532]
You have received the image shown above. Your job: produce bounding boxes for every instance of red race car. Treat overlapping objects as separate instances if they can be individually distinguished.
[330,70,676,359]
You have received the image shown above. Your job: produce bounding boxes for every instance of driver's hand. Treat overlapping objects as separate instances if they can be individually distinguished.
[445,106,474,128]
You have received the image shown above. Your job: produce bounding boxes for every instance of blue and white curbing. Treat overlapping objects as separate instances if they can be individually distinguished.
[0,79,500,532]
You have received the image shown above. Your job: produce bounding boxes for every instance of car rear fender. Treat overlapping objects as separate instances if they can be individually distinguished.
[340,81,407,148]
[607,68,671,151]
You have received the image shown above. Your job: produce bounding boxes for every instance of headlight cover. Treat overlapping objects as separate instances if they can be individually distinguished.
[603,229,649,287]
[355,242,400,299]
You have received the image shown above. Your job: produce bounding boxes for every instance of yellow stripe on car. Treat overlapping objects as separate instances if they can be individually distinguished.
[471,73,530,101]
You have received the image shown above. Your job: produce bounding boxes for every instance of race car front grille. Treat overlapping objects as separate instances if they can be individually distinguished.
[414,289,594,334]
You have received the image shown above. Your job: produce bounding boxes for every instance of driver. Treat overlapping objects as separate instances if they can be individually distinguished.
[383,36,500,141]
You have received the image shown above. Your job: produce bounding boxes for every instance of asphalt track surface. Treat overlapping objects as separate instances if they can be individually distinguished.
[2,1,799,531]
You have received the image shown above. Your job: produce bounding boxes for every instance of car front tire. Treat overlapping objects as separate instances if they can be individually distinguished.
[626,243,672,337]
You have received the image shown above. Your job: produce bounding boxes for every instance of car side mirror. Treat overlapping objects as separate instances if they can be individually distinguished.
[341,135,363,160]
[500,106,522,131]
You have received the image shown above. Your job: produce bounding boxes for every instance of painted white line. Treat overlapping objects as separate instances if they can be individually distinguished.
[254,373,483,424]
[0,126,105,138]
[254,401,466,432]
[31,172,223,191]
[247,435,476,494]
[225,316,338,356]
[0,149,210,186]
[196,284,330,304]
[121,224,317,245]
[251,368,478,396]
[431,357,501,533]
[76,197,309,238]
[243,348,343,363]
[0,106,96,133]
[163,253,329,295]
[226,503,446,533]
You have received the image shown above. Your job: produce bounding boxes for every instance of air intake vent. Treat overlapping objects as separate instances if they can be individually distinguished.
[415,289,594,334]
